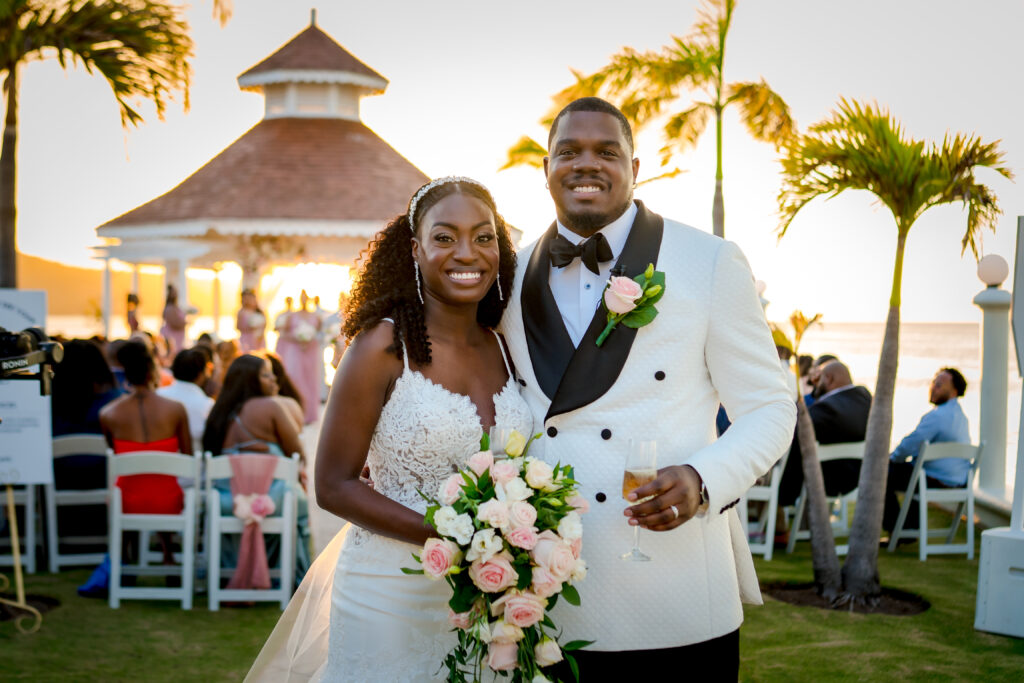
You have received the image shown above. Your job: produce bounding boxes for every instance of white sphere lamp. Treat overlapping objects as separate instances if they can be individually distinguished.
[977,254,1009,287]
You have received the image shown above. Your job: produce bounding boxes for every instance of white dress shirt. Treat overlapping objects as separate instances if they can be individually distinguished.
[157,380,214,448]
[548,202,637,346]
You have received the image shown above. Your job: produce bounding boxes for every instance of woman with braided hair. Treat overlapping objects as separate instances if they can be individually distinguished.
[248,177,531,681]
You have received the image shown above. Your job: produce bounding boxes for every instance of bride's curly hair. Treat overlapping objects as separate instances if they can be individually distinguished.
[342,179,516,366]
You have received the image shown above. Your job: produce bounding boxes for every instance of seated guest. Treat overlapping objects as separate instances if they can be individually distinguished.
[99,340,192,564]
[157,348,215,449]
[261,351,305,431]
[883,367,970,532]
[803,353,839,407]
[779,361,872,507]
[192,342,221,398]
[202,354,311,583]
[797,354,814,396]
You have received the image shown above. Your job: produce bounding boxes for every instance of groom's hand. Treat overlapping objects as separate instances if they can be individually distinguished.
[624,465,703,531]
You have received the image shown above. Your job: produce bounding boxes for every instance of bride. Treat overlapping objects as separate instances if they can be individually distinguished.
[247,177,532,682]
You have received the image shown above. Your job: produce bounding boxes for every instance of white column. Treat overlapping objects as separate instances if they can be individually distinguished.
[974,255,1012,497]
[130,263,140,295]
[102,257,113,339]
[212,264,222,339]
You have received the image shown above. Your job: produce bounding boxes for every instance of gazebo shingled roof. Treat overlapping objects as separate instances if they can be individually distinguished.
[239,23,386,86]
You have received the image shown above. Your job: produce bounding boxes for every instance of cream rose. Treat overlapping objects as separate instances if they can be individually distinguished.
[468,552,518,593]
[529,565,561,599]
[476,499,510,529]
[505,525,539,550]
[524,458,556,491]
[507,501,538,529]
[556,511,583,542]
[438,474,464,506]
[467,450,494,478]
[486,642,519,672]
[534,637,564,667]
[531,530,576,581]
[421,538,462,580]
[570,557,587,582]
[490,618,525,644]
[466,528,503,563]
[503,430,528,457]
[604,275,644,315]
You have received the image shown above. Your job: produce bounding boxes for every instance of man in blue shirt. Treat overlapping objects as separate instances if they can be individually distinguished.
[882,367,971,532]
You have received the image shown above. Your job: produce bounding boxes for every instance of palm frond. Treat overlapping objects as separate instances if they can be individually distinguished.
[726,80,796,146]
[540,69,609,128]
[658,102,713,165]
[637,167,686,187]
[211,0,233,27]
[500,136,547,171]
[777,97,1011,251]
[692,0,736,49]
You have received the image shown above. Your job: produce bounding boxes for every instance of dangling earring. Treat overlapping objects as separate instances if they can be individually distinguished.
[414,262,425,305]
[545,182,549,189]
[497,276,504,301]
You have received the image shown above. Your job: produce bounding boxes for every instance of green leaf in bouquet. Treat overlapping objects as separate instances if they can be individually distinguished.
[424,508,437,528]
[567,653,580,683]
[561,583,581,606]
[400,567,425,575]
[477,470,494,496]
[448,583,476,614]
[547,593,558,609]
[562,639,595,652]
[621,304,658,328]
[460,470,477,489]
[480,432,490,452]
[541,614,555,629]
[515,562,532,590]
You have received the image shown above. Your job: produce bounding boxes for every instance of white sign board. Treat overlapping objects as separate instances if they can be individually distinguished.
[0,289,52,485]
[1014,217,1024,377]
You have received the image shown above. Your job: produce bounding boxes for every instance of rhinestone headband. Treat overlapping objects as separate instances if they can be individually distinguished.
[407,176,489,228]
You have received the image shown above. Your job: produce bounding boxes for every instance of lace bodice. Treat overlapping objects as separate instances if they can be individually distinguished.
[354,326,532,539]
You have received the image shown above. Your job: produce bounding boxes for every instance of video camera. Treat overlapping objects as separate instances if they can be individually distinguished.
[0,326,64,395]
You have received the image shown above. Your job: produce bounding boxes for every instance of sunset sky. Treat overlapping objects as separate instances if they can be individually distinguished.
[13,0,1023,322]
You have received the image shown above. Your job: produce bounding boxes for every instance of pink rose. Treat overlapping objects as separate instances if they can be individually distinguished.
[531,530,576,581]
[535,637,564,667]
[570,536,582,559]
[468,552,517,593]
[499,591,547,628]
[249,494,275,519]
[422,538,462,580]
[477,499,510,529]
[567,494,590,514]
[490,460,519,486]
[530,565,561,599]
[604,276,643,314]
[486,642,519,672]
[467,450,494,477]
[490,619,525,644]
[505,525,539,550]
[448,608,472,630]
[507,501,537,529]
[438,474,464,506]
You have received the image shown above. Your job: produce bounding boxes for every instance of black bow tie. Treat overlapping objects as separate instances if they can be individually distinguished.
[549,232,614,275]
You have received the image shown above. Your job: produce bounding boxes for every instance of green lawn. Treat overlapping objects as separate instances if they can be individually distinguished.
[3,520,1023,682]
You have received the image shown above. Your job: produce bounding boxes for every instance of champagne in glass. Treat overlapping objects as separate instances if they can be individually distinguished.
[622,440,657,561]
[488,426,514,460]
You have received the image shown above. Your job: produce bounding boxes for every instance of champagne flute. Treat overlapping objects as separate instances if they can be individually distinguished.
[489,426,514,460]
[622,439,657,561]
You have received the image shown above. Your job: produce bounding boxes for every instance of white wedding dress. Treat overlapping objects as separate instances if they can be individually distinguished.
[246,327,533,683]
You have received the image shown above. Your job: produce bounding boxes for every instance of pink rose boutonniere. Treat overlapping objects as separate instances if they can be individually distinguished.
[595,263,665,346]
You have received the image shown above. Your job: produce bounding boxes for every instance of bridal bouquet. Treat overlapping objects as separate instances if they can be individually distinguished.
[292,321,318,343]
[404,431,591,682]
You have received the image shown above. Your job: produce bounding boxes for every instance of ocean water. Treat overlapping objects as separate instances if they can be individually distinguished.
[44,316,1022,493]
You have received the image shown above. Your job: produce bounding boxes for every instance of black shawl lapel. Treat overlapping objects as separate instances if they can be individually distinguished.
[545,200,664,421]
[521,223,576,399]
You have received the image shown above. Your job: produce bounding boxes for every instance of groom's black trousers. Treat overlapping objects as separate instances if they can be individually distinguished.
[550,628,739,681]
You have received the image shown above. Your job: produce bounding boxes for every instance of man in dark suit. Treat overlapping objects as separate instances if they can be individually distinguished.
[779,360,872,507]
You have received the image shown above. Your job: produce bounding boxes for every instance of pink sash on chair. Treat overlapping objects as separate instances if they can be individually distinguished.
[227,454,281,590]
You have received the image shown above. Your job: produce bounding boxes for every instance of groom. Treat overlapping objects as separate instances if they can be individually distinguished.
[500,97,796,678]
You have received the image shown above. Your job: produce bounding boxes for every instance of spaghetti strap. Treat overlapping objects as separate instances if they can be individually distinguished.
[490,329,514,379]
[381,317,409,370]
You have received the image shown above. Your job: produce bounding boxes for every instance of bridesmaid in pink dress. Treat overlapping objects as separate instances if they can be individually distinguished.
[276,291,322,424]
[160,284,187,357]
[236,289,267,353]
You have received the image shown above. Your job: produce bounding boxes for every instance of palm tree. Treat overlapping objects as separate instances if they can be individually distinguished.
[502,0,794,238]
[777,98,1012,605]
[0,0,193,288]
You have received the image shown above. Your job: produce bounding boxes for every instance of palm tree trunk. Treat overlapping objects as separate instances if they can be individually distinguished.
[841,231,907,604]
[795,396,842,598]
[0,66,18,288]
[712,106,724,238]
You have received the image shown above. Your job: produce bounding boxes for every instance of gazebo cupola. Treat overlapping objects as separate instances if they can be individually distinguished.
[237,10,387,121]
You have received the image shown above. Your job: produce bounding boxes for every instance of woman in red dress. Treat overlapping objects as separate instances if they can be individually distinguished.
[99,340,192,563]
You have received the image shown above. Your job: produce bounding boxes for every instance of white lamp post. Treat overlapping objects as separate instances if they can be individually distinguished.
[974,254,1012,496]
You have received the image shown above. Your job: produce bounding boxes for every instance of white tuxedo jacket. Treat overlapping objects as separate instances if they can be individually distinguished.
[499,201,796,650]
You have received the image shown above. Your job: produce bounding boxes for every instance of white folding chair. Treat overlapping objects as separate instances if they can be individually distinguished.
[107,449,200,609]
[0,485,38,574]
[888,441,982,560]
[743,448,789,560]
[45,434,109,572]
[205,452,299,611]
[787,442,864,556]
